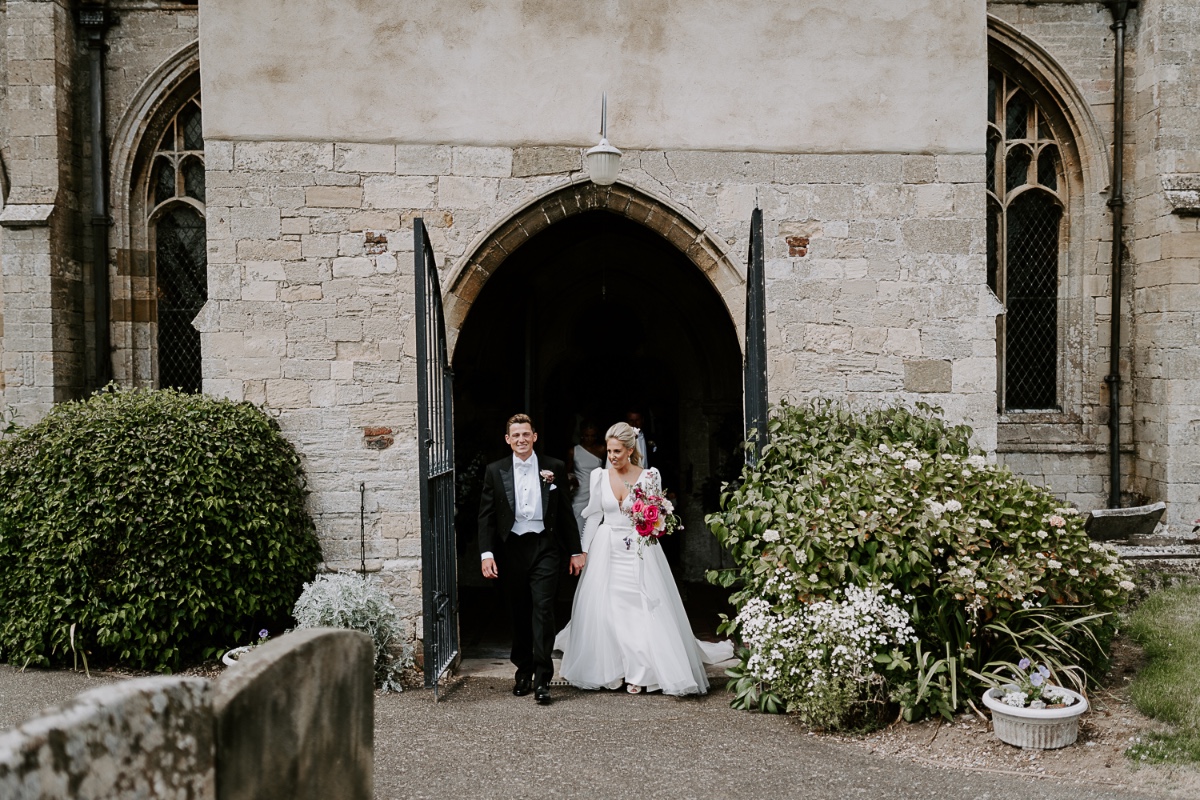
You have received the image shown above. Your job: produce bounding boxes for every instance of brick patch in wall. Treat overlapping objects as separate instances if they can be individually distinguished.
[786,235,810,257]
[363,426,394,449]
[364,231,389,255]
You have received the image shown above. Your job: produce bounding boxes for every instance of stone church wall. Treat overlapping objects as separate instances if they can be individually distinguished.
[0,1,198,417]
[0,0,7,403]
[991,1,1200,529]
[1127,0,1200,529]
[199,140,992,625]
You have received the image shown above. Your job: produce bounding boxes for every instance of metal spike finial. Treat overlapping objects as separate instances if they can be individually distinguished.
[600,92,608,140]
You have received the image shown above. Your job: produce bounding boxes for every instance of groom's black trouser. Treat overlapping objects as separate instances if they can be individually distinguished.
[498,530,561,688]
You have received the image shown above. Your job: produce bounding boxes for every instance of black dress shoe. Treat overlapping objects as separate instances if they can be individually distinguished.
[513,677,533,697]
[534,684,552,705]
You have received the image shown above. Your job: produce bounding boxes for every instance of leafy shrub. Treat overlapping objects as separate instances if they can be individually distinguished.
[707,399,1132,729]
[0,405,18,437]
[0,387,322,672]
[292,573,412,692]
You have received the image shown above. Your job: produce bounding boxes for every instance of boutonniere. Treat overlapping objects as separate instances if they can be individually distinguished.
[540,470,555,484]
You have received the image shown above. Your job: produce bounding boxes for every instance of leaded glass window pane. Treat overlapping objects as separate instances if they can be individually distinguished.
[987,69,1064,412]
[1005,192,1061,409]
[987,129,1000,193]
[149,92,206,393]
[156,207,207,393]
[153,158,176,207]
[1038,146,1059,191]
[988,75,998,125]
[1006,145,1032,193]
[1005,91,1028,140]
[183,157,205,202]
[158,121,174,152]
[181,104,204,151]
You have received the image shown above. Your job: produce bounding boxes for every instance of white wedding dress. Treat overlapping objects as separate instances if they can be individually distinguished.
[554,467,734,695]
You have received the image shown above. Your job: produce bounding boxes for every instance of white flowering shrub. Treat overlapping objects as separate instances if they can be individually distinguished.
[708,400,1133,728]
[731,584,916,726]
[292,573,413,692]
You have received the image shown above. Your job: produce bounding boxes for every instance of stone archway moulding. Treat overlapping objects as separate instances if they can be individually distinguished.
[987,16,1111,197]
[443,178,747,354]
[110,40,200,225]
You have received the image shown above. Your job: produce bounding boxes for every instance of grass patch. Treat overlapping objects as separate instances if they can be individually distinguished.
[1125,584,1200,765]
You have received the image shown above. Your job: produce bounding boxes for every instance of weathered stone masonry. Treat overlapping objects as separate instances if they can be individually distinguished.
[199,141,993,629]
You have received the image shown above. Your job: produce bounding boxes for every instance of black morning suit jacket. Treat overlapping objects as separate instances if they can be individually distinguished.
[477,453,582,558]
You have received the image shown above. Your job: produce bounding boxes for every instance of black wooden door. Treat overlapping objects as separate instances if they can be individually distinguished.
[414,217,460,694]
[744,207,769,462]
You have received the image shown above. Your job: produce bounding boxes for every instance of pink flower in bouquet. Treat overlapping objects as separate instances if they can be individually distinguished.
[644,504,661,524]
[631,499,646,515]
[636,520,655,537]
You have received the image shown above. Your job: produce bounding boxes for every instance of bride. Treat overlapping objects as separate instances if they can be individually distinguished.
[554,422,733,695]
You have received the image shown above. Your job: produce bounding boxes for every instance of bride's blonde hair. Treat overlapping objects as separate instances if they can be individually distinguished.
[605,422,641,467]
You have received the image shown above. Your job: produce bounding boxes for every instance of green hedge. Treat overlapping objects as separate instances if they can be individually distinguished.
[0,388,322,672]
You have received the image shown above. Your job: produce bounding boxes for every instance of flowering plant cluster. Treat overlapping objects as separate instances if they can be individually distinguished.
[730,583,916,726]
[707,400,1132,728]
[996,657,1078,709]
[622,470,681,547]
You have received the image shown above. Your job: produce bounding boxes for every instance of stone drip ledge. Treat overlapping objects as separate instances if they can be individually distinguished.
[0,628,373,800]
[1162,174,1200,216]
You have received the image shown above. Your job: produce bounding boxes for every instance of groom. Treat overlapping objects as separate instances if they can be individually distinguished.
[478,414,584,704]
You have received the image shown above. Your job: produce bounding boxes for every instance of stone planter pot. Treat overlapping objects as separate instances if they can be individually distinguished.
[221,645,254,667]
[982,686,1088,750]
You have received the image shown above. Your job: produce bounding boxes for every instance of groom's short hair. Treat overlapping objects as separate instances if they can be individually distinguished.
[506,413,535,433]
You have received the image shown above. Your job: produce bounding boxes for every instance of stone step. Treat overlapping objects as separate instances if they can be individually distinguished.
[1114,543,1200,560]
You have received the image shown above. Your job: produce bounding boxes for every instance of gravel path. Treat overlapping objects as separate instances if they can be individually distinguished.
[3,665,1195,799]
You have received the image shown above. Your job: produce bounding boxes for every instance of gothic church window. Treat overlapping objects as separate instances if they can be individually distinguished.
[987,69,1063,412]
[148,93,206,393]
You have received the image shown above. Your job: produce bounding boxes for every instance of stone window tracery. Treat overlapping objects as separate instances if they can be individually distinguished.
[987,68,1064,412]
[148,92,206,393]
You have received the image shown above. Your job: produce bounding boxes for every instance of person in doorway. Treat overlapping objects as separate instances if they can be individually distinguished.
[554,422,733,695]
[566,420,606,535]
[624,410,652,468]
[478,414,584,705]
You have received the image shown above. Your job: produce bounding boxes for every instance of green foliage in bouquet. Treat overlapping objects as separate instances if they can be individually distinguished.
[707,400,1132,729]
[0,388,322,672]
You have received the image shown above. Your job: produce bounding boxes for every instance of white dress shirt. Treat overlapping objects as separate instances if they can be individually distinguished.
[511,452,544,534]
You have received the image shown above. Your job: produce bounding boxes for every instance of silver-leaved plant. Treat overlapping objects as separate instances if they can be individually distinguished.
[293,572,413,692]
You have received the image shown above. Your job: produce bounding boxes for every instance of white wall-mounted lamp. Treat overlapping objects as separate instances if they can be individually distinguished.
[585,93,622,186]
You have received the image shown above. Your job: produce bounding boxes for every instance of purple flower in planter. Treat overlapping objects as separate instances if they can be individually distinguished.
[1018,657,1031,670]
[1030,672,1044,687]
[259,629,269,640]
[1037,664,1050,678]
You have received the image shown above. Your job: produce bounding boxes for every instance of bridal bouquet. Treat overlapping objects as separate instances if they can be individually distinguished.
[626,481,682,546]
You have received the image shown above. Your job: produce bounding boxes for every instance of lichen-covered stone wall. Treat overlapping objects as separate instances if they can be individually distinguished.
[0,629,373,800]
[0,677,215,800]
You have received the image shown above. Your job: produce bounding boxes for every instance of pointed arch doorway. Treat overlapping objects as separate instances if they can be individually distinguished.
[449,183,746,658]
